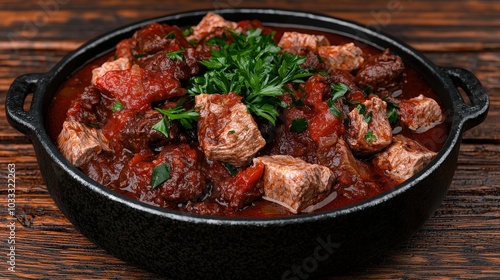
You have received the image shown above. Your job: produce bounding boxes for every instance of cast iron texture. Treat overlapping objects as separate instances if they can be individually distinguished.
[5,9,489,280]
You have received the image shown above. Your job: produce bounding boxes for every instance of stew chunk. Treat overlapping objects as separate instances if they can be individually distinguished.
[346,96,392,155]
[278,31,330,55]
[372,135,437,182]
[318,43,364,71]
[195,93,266,166]
[254,155,336,213]
[57,121,110,167]
[398,94,445,132]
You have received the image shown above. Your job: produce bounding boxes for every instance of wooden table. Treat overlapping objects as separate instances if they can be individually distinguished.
[1,0,499,279]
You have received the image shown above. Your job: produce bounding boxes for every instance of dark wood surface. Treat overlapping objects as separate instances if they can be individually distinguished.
[1,0,499,279]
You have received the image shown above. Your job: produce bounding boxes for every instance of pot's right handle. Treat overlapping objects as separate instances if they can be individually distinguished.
[5,73,46,138]
[441,67,489,131]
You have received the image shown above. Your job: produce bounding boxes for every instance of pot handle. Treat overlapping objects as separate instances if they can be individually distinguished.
[441,67,489,131]
[5,73,46,138]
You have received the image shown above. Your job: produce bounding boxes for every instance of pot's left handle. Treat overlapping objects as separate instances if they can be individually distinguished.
[5,73,46,138]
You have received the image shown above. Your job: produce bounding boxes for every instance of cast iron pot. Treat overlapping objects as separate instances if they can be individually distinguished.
[6,8,489,279]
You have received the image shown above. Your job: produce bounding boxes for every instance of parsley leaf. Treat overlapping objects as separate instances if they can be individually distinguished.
[151,163,171,189]
[290,118,308,133]
[153,99,199,138]
[182,27,193,37]
[112,101,124,112]
[166,48,185,61]
[188,28,311,125]
[363,111,373,123]
[222,162,239,176]
[364,130,377,143]
[327,83,349,119]
[383,98,400,125]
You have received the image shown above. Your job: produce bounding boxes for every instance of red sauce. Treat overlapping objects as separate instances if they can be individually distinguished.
[47,20,448,218]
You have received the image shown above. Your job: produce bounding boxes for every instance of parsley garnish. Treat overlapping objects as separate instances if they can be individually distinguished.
[165,32,176,39]
[188,28,311,125]
[182,27,194,37]
[222,162,239,176]
[290,118,308,133]
[383,98,400,125]
[364,130,377,143]
[166,48,185,61]
[363,111,373,123]
[112,101,124,112]
[133,53,148,58]
[151,163,171,189]
[152,99,199,138]
[327,83,349,119]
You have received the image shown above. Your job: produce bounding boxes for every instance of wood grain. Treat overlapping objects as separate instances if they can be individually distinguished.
[1,0,499,279]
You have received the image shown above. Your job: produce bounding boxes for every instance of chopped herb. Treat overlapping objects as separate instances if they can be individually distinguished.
[166,48,185,61]
[284,86,305,108]
[165,32,176,39]
[151,163,171,189]
[152,117,170,138]
[356,103,366,115]
[222,162,239,176]
[316,54,324,63]
[205,34,228,46]
[327,83,349,119]
[318,71,329,77]
[328,99,342,119]
[364,130,377,143]
[83,122,100,129]
[182,27,194,37]
[383,97,400,125]
[133,53,148,58]
[363,111,373,123]
[153,99,199,138]
[228,130,235,134]
[290,118,308,133]
[331,83,349,100]
[111,101,124,112]
[188,28,312,125]
[363,86,372,94]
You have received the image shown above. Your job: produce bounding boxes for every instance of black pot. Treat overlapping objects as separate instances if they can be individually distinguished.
[5,9,489,279]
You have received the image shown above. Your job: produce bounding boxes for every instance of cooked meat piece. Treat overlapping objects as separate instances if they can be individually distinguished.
[196,93,266,166]
[254,155,336,213]
[372,135,437,183]
[139,48,200,81]
[117,110,173,153]
[215,162,265,209]
[119,144,205,206]
[398,94,445,133]
[95,65,186,111]
[91,57,131,85]
[57,121,110,167]
[318,43,364,71]
[132,23,179,54]
[278,31,330,56]
[319,138,372,181]
[346,96,392,155]
[355,49,404,93]
[187,12,238,42]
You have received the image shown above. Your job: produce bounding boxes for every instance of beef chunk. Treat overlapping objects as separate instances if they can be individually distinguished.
[117,110,173,153]
[119,144,205,206]
[187,12,238,42]
[139,48,200,81]
[355,49,404,93]
[254,155,336,213]
[398,94,445,133]
[215,162,265,209]
[346,96,392,155]
[195,93,266,166]
[95,65,186,111]
[278,31,330,56]
[57,121,110,167]
[318,43,364,71]
[372,135,437,183]
[91,57,131,85]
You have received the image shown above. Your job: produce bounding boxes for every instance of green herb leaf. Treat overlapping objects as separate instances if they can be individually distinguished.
[133,53,148,59]
[331,83,349,100]
[363,86,372,94]
[152,117,170,138]
[328,99,342,119]
[182,27,193,37]
[290,118,308,133]
[383,97,400,125]
[364,130,377,143]
[151,163,171,189]
[153,99,199,137]
[112,101,124,112]
[166,48,185,61]
[228,130,235,134]
[187,28,312,125]
[222,162,239,176]
[363,111,373,123]
[165,32,176,39]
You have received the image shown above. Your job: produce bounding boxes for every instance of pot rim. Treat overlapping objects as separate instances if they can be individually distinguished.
[18,8,481,226]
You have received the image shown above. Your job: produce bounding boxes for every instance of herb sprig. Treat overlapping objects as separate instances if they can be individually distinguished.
[188,28,311,125]
[152,99,199,138]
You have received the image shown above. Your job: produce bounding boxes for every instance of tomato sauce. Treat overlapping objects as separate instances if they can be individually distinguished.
[47,20,448,218]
